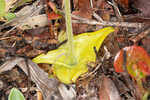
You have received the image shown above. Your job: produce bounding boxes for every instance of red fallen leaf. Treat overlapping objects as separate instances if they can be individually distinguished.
[114,45,150,79]
[47,12,62,20]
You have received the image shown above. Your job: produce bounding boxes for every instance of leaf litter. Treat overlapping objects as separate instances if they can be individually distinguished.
[0,0,150,100]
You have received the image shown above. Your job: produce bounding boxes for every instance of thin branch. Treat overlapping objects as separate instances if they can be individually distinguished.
[72,16,144,28]
[90,0,103,22]
[107,0,123,21]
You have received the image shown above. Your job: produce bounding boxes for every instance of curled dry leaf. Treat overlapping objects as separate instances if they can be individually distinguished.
[99,76,121,100]
[0,57,62,100]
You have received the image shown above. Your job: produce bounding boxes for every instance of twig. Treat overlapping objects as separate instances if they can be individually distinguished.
[90,0,103,22]
[79,63,101,80]
[41,7,143,28]
[90,0,93,8]
[72,18,143,28]
[107,0,123,21]
[130,25,150,43]
[93,12,104,22]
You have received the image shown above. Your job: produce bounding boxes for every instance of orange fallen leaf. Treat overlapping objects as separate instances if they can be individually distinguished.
[114,45,150,79]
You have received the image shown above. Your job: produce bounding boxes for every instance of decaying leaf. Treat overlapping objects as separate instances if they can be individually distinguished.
[72,0,93,34]
[99,76,121,100]
[32,27,115,84]
[134,0,150,18]
[116,0,129,9]
[114,45,150,79]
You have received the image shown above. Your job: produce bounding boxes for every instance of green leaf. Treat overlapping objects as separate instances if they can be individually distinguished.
[0,0,6,17]
[4,13,16,21]
[8,88,25,100]
[32,27,115,84]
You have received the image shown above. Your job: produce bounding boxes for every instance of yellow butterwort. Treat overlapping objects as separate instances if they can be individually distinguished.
[32,27,114,84]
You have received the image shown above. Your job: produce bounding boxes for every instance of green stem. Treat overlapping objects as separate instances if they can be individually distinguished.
[64,0,76,65]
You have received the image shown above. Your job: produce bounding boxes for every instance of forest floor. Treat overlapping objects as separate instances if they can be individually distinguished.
[0,0,150,100]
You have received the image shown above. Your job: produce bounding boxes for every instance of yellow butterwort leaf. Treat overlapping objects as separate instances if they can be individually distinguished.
[32,27,115,84]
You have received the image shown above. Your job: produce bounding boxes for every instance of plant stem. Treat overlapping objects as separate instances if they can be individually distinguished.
[64,0,76,65]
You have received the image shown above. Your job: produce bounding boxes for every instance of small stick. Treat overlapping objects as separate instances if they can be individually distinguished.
[90,0,103,22]
[107,0,123,21]
[72,18,143,28]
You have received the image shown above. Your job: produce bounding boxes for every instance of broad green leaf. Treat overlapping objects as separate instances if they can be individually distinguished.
[0,0,6,17]
[114,45,150,79]
[8,88,25,100]
[33,27,114,84]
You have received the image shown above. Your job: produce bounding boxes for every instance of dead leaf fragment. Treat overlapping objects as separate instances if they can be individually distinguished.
[99,76,121,100]
[72,0,93,34]
[134,0,150,18]
[116,0,129,9]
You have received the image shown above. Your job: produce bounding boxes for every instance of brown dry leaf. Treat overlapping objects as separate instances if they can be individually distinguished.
[16,45,33,54]
[72,0,93,34]
[134,0,150,18]
[72,11,92,34]
[115,0,129,9]
[99,76,121,100]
